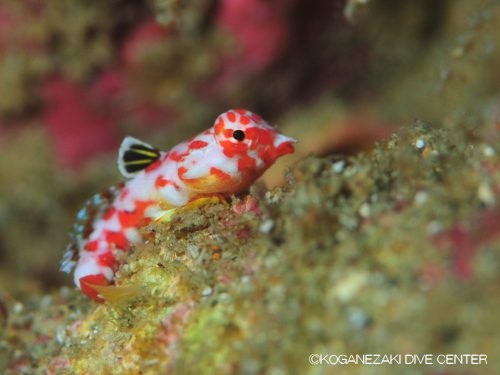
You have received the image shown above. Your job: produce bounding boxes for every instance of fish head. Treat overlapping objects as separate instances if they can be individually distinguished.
[213,109,296,172]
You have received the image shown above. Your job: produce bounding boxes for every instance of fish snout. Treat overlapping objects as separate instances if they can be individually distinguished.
[273,133,297,157]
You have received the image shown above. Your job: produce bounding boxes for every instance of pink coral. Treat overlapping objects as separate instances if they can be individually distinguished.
[216,0,292,72]
[42,77,121,169]
[119,18,176,128]
[90,69,124,102]
[0,2,45,53]
[120,18,170,67]
[0,4,15,52]
[41,19,176,170]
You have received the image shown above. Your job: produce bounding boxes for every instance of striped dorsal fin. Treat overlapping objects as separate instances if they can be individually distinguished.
[117,136,161,178]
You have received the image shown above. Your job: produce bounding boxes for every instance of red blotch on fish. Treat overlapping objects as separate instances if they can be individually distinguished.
[189,140,208,149]
[238,155,257,171]
[240,115,251,125]
[227,111,236,122]
[84,240,99,252]
[102,207,116,220]
[220,140,248,157]
[105,230,129,250]
[145,159,162,173]
[210,167,232,181]
[155,175,170,188]
[117,200,154,228]
[98,251,117,267]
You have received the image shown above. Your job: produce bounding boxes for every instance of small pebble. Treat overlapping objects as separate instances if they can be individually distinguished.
[427,220,443,235]
[13,302,24,314]
[201,286,213,297]
[482,144,495,158]
[477,182,495,205]
[415,138,426,149]
[414,191,428,205]
[332,160,346,173]
[259,219,275,234]
[358,203,371,218]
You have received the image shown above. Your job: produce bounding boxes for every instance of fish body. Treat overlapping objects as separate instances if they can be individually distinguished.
[61,109,296,302]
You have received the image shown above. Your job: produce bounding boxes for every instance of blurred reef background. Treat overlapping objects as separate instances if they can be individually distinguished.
[0,0,499,374]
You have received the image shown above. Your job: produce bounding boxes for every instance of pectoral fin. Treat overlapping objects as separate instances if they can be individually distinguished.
[90,283,144,304]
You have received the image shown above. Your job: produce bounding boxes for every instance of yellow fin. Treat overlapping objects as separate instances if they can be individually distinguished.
[153,196,226,223]
[91,283,144,304]
[152,208,178,223]
[184,196,226,209]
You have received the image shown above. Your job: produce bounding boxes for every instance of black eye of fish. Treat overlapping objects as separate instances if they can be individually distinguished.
[232,130,245,141]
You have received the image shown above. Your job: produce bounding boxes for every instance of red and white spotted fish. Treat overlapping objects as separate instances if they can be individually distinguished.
[61,109,296,302]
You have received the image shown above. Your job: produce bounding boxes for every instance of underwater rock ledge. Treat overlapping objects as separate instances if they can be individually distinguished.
[2,120,499,375]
